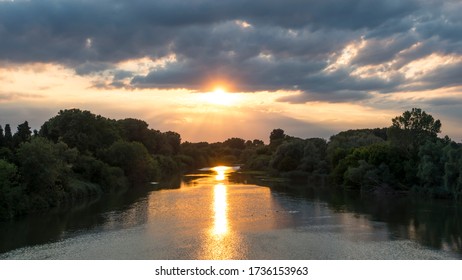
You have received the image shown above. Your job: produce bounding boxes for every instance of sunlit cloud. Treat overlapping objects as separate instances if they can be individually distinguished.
[235,20,252,29]
[326,39,366,73]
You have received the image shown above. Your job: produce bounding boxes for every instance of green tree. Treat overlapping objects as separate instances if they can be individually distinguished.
[327,129,385,170]
[40,109,121,153]
[269,128,286,148]
[163,131,181,155]
[391,108,441,136]
[300,138,328,173]
[270,139,304,172]
[332,143,406,189]
[416,139,446,194]
[118,118,149,141]
[388,108,441,156]
[442,142,462,199]
[72,154,128,192]
[118,118,160,153]
[103,141,160,184]
[16,138,76,208]
[180,142,211,170]
[245,154,271,171]
[343,159,376,190]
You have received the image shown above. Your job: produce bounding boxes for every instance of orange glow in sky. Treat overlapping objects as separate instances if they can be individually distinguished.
[1,62,462,143]
[198,86,239,106]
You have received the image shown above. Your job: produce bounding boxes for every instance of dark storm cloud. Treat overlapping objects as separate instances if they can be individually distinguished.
[1,0,462,103]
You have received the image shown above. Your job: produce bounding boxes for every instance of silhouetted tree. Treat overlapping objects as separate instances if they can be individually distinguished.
[252,139,264,146]
[391,108,441,136]
[4,124,12,148]
[224,137,246,150]
[269,128,286,149]
[164,131,181,155]
[0,125,4,147]
[40,109,120,153]
[13,121,32,147]
[388,108,441,157]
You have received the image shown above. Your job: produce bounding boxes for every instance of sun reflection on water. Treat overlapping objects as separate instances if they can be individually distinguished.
[212,166,230,181]
[200,166,237,259]
[212,183,228,236]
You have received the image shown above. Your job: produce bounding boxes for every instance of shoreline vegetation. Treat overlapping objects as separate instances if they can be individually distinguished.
[1,108,461,220]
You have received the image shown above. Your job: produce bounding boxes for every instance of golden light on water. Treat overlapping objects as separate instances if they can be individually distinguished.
[203,167,234,259]
[212,183,228,236]
[215,173,226,181]
[212,166,230,172]
[212,165,230,181]
[171,165,283,259]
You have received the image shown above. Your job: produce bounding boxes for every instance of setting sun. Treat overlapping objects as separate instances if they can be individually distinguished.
[200,87,238,106]
[214,87,226,94]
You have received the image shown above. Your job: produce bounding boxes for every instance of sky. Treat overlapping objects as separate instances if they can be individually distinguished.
[1,0,462,143]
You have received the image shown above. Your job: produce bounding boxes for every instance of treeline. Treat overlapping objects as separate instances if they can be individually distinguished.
[238,108,462,199]
[0,109,189,220]
[1,108,462,220]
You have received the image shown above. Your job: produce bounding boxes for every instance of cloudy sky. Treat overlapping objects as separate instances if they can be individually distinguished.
[1,0,462,142]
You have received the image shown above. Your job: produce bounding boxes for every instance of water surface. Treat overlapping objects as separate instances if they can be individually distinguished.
[0,166,460,259]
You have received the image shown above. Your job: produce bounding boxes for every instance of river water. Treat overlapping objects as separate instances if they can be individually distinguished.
[0,166,461,259]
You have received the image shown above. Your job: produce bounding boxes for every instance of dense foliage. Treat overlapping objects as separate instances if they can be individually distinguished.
[242,108,462,199]
[0,109,186,219]
[1,107,461,220]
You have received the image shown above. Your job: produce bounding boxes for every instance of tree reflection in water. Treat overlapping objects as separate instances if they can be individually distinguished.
[243,174,462,256]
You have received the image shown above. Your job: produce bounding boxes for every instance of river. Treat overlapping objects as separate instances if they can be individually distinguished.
[0,166,461,259]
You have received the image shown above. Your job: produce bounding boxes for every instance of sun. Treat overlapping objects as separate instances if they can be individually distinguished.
[214,87,226,94]
[201,87,238,106]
